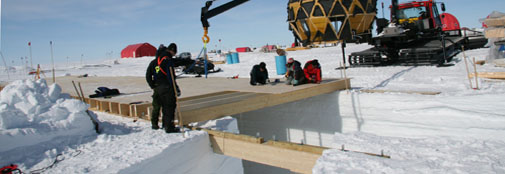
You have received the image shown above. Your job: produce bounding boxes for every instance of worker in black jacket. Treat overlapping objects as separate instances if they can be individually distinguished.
[250,62,269,85]
[146,43,180,133]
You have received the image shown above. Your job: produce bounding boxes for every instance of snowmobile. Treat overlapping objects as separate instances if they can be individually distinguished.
[173,57,221,76]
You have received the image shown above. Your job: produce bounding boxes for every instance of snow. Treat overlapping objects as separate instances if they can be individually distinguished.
[1,44,505,173]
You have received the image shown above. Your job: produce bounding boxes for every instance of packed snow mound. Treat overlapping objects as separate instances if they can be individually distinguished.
[0,79,97,153]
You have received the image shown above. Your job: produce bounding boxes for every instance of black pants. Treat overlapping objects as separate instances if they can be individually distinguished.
[250,72,267,85]
[151,85,176,130]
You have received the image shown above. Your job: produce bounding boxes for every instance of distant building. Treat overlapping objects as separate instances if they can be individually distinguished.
[121,43,156,58]
[236,47,252,53]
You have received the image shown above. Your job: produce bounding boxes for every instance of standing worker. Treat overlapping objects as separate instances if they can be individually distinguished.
[146,43,180,133]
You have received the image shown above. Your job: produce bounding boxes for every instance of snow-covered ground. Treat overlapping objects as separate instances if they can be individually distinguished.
[1,44,505,173]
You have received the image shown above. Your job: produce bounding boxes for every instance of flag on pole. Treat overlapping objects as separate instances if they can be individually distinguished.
[28,42,31,46]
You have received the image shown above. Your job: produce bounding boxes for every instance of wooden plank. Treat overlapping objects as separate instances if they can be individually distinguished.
[178,91,246,106]
[209,134,320,174]
[286,47,311,51]
[181,79,349,125]
[196,128,264,144]
[89,99,98,110]
[485,28,505,38]
[469,72,505,79]
[119,103,130,117]
[109,102,120,114]
[485,17,505,27]
[134,103,151,120]
[179,91,237,102]
[99,101,111,112]
[264,141,328,155]
[180,93,265,111]
[360,89,441,95]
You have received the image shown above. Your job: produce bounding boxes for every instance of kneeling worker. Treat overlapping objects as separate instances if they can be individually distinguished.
[250,62,269,85]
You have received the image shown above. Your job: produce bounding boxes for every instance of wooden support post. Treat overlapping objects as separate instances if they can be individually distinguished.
[473,57,479,89]
[109,102,120,114]
[119,103,130,117]
[89,99,98,110]
[461,46,474,89]
[99,101,111,112]
[342,62,349,93]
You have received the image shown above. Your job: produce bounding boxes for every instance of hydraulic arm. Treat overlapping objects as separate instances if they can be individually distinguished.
[201,0,249,28]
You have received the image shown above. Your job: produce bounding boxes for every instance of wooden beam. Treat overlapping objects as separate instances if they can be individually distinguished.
[196,128,264,144]
[360,89,441,95]
[285,47,311,51]
[264,141,328,155]
[119,103,130,117]
[469,72,505,80]
[99,101,111,112]
[178,91,237,102]
[209,134,320,174]
[485,28,505,38]
[89,99,98,110]
[109,102,120,114]
[180,79,349,125]
[135,103,151,120]
[484,17,505,27]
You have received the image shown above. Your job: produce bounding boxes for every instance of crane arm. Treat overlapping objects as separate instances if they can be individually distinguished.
[201,0,249,28]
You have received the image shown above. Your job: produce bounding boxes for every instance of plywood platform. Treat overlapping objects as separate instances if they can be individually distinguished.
[49,76,350,125]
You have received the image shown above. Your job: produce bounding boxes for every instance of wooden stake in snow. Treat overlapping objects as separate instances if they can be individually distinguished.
[339,62,344,78]
[461,46,473,89]
[342,62,349,93]
[50,41,55,83]
[72,81,82,101]
[29,42,33,69]
[72,81,100,133]
[472,57,479,90]
[169,66,185,137]
[0,52,10,80]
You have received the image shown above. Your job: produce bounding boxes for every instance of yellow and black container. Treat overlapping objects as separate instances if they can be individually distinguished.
[287,0,377,45]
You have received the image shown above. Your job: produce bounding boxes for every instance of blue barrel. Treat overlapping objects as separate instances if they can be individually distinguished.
[275,55,287,75]
[231,53,240,64]
[226,54,233,64]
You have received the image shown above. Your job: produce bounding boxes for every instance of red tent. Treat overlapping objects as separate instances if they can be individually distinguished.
[121,43,156,58]
[236,47,252,52]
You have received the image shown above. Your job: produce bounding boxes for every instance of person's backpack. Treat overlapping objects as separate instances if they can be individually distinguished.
[89,87,120,98]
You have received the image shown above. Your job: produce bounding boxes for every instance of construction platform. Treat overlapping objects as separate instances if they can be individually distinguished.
[48,76,351,173]
[49,76,350,125]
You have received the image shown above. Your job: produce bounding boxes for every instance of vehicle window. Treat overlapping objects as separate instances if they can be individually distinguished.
[396,7,427,19]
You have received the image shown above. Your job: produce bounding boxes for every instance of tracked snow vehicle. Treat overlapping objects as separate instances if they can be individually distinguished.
[349,0,472,66]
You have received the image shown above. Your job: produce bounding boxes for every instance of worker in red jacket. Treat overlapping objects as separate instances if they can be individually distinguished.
[303,59,322,84]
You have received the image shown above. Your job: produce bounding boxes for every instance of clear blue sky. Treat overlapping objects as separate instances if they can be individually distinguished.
[1,0,505,66]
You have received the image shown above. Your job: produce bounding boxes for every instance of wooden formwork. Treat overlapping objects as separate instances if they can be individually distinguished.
[63,78,353,173]
[180,79,350,125]
[196,127,326,174]
[74,79,350,126]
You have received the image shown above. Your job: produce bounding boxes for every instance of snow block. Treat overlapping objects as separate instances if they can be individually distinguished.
[0,79,96,153]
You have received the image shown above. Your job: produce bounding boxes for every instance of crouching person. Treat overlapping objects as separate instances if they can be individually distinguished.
[250,62,269,85]
[285,58,305,86]
[304,59,322,84]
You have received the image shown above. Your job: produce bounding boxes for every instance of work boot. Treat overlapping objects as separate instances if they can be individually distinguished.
[152,125,160,130]
[164,127,180,133]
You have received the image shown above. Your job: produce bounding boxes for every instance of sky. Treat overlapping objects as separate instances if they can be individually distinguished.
[1,0,505,66]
